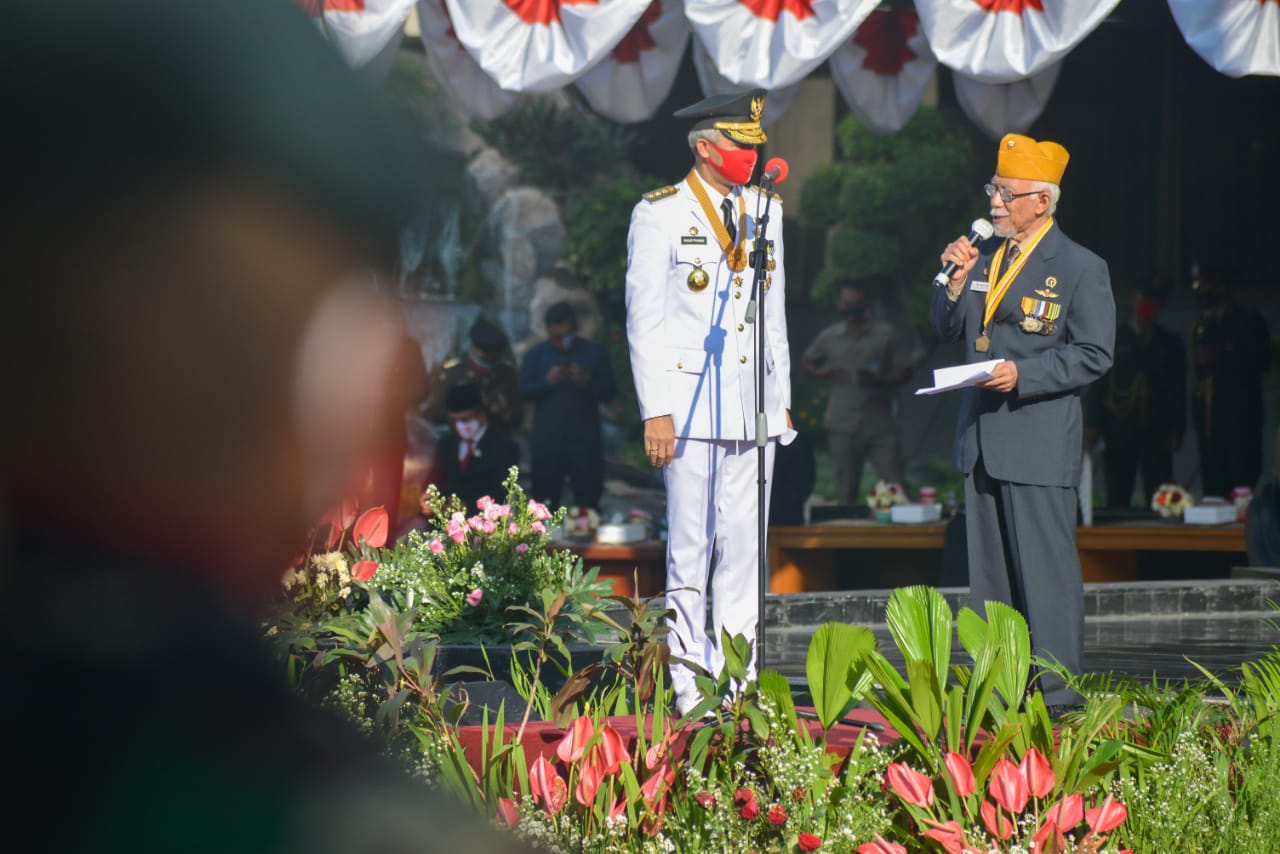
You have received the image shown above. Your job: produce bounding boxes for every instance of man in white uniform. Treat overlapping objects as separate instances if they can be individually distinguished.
[625,89,794,716]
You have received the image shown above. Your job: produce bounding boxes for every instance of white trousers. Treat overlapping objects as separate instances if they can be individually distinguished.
[664,436,776,702]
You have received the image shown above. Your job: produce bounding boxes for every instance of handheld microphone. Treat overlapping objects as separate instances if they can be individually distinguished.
[760,157,789,185]
[932,219,995,288]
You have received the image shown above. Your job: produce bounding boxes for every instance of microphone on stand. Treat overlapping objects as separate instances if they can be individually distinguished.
[760,157,789,186]
[933,218,994,288]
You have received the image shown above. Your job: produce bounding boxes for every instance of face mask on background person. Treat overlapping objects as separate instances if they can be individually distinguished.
[453,418,482,440]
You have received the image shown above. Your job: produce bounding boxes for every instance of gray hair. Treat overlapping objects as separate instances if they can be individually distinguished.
[1033,181,1061,216]
[687,127,722,155]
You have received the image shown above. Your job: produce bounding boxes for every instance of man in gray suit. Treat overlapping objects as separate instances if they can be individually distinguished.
[932,134,1115,711]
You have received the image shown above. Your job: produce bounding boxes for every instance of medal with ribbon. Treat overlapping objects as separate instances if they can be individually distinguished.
[686,169,748,273]
[975,217,1055,353]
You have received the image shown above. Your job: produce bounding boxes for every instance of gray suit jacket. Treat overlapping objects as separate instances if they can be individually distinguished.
[931,223,1115,488]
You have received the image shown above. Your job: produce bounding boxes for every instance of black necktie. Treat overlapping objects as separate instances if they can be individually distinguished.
[721,197,737,244]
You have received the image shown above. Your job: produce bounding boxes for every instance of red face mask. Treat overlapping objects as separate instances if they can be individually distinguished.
[1134,298,1160,324]
[706,141,758,186]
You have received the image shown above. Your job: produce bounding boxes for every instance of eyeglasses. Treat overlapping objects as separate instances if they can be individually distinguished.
[984,183,1043,204]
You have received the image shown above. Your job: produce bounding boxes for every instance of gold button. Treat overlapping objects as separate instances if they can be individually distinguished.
[676,361,683,369]
[734,291,741,299]
[738,323,744,332]
[739,356,747,364]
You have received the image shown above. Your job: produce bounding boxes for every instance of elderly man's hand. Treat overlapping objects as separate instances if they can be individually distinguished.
[940,234,980,289]
[978,361,1018,393]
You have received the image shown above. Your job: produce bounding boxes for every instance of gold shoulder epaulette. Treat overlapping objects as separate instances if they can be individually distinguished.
[642,185,678,203]
[442,358,461,369]
[749,185,783,203]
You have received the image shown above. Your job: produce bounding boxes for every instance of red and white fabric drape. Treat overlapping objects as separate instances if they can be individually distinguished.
[953,61,1062,140]
[1168,0,1280,78]
[307,0,418,68]
[576,1,691,122]
[830,8,937,134]
[691,39,800,125]
[915,0,1121,83]
[443,0,653,93]
[417,1,520,120]
[685,0,879,89]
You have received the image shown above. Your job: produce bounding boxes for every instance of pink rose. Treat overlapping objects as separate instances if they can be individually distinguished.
[531,521,545,535]
[481,519,497,535]
[496,504,512,518]
[468,515,486,532]
[428,538,445,554]
[466,588,483,607]
[528,500,552,521]
[445,519,467,544]
[516,543,529,554]
[476,496,494,511]
[508,522,520,536]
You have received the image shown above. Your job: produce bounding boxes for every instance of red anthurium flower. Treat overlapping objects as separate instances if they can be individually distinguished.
[943,751,976,799]
[856,834,902,854]
[608,796,627,824]
[597,723,630,776]
[981,800,1015,841]
[767,804,787,826]
[1032,819,1069,854]
[695,792,716,809]
[740,800,760,820]
[639,763,673,809]
[528,755,567,816]
[495,798,520,829]
[352,506,389,549]
[334,497,358,531]
[556,715,595,764]
[1043,793,1084,829]
[798,832,823,852]
[734,787,757,805]
[1019,747,1056,798]
[988,758,1029,814]
[323,521,343,551]
[886,762,935,809]
[645,729,672,770]
[921,819,968,854]
[350,560,379,582]
[575,760,604,807]
[1086,796,1128,834]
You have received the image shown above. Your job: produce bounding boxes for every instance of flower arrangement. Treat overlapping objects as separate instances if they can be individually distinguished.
[281,503,389,620]
[1151,482,1192,518]
[371,468,610,644]
[563,505,601,541]
[868,481,908,512]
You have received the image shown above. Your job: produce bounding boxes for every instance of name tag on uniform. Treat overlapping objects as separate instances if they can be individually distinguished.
[681,235,707,245]
[970,280,991,293]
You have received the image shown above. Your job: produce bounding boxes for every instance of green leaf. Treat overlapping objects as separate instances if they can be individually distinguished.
[885,586,953,689]
[805,623,877,732]
[759,669,799,731]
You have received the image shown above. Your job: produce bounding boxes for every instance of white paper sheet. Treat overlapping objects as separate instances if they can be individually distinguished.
[914,359,1006,396]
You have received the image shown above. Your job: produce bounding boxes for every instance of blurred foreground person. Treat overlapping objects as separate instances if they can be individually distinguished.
[0,2,529,853]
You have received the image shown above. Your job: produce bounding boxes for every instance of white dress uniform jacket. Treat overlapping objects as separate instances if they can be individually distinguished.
[625,178,791,439]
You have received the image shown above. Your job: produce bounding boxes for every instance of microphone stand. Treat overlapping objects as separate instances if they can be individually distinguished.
[743,176,776,672]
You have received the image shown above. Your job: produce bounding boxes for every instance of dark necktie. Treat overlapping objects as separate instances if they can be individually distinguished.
[721,197,737,244]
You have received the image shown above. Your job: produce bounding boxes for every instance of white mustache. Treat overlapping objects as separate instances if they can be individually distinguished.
[990,210,1007,217]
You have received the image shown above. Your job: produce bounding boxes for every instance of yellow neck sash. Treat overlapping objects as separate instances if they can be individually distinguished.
[982,217,1055,332]
[686,169,748,272]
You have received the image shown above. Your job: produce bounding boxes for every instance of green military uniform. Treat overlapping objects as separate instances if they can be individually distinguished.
[424,352,524,431]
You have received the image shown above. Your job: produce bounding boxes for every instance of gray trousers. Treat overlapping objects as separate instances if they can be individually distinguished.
[965,458,1084,706]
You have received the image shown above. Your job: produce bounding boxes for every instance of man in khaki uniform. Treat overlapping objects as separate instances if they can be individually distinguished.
[803,281,914,502]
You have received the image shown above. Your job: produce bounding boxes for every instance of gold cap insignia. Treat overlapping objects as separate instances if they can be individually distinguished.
[750,96,764,122]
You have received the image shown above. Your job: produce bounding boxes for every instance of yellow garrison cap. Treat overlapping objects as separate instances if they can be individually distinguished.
[996,134,1069,184]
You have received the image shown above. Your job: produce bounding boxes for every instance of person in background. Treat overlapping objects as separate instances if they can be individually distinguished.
[802,280,914,503]
[1190,267,1273,496]
[424,318,523,433]
[520,301,617,509]
[1086,279,1186,506]
[2,1,531,852]
[435,382,519,509]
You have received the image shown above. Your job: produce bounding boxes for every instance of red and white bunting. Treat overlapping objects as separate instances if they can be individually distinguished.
[915,0,1120,84]
[417,1,520,120]
[1168,0,1280,78]
[691,38,801,125]
[685,0,880,89]
[576,1,691,123]
[443,0,653,94]
[954,61,1063,141]
[307,0,418,68]
[830,8,937,135]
